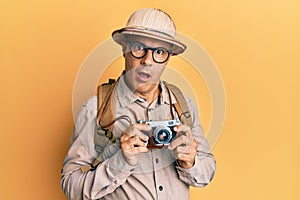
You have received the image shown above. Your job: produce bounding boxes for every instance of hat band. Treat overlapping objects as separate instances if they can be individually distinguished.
[118,27,176,40]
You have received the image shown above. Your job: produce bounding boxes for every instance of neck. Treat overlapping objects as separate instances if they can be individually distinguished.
[135,84,160,104]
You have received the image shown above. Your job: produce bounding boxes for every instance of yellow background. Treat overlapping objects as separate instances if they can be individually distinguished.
[1,0,299,199]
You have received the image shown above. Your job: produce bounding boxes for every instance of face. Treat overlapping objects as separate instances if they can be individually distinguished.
[122,35,172,95]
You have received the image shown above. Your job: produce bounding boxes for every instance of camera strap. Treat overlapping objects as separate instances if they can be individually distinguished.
[163,82,193,127]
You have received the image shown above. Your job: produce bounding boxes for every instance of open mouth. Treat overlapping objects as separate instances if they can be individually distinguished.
[137,71,151,82]
[138,71,150,78]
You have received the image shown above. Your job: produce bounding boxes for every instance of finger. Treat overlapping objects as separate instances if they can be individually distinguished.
[122,136,147,149]
[175,152,195,162]
[174,124,193,139]
[130,146,148,154]
[126,124,150,141]
[133,124,151,141]
[168,135,190,150]
[120,132,128,142]
[133,123,152,131]
[174,146,197,155]
[124,145,148,154]
[129,136,147,148]
[121,132,148,147]
[123,143,148,155]
[173,146,189,156]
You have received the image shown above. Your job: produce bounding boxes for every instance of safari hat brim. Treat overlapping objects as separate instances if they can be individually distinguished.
[111,8,187,55]
[112,27,186,55]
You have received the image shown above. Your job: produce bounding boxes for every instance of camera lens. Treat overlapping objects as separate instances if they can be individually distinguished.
[153,126,172,144]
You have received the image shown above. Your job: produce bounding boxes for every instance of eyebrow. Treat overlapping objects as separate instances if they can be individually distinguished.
[125,34,171,48]
[130,41,171,50]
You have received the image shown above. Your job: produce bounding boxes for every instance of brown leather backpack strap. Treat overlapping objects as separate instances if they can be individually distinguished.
[164,82,193,127]
[97,79,117,130]
[81,79,117,173]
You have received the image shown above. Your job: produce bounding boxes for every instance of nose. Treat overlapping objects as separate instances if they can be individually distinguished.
[140,49,154,66]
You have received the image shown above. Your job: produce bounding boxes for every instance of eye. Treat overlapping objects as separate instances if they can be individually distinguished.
[155,48,166,55]
[132,42,144,51]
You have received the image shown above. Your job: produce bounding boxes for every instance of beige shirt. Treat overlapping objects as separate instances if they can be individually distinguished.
[61,76,216,200]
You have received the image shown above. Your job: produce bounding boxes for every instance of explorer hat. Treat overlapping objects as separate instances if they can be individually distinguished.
[112,8,186,55]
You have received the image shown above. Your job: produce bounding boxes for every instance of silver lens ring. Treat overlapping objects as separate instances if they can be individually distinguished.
[153,126,172,144]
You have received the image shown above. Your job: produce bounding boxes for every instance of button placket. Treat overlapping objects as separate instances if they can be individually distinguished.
[146,107,152,121]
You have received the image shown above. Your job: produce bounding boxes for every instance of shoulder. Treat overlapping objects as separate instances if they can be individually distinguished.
[81,96,97,114]
[74,96,97,124]
[182,94,197,110]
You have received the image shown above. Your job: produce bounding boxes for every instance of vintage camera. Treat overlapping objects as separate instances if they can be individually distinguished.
[138,120,180,148]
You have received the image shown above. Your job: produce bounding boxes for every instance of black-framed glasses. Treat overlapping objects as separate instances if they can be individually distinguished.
[129,41,172,64]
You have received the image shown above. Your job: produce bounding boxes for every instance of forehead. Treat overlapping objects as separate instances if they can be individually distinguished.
[126,35,172,48]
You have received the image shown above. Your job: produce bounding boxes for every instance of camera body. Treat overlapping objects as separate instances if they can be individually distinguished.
[138,120,180,148]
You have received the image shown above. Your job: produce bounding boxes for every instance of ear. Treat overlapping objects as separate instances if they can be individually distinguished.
[120,39,127,51]
[122,45,126,54]
[121,41,130,58]
[122,45,127,57]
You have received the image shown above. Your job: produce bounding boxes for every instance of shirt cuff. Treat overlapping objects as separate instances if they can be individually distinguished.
[106,150,136,177]
[175,159,200,183]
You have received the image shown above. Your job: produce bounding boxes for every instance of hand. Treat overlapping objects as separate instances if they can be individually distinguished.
[168,125,198,169]
[120,123,150,166]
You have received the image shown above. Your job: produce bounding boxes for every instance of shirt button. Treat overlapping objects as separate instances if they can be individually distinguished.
[155,158,159,163]
[159,186,164,191]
